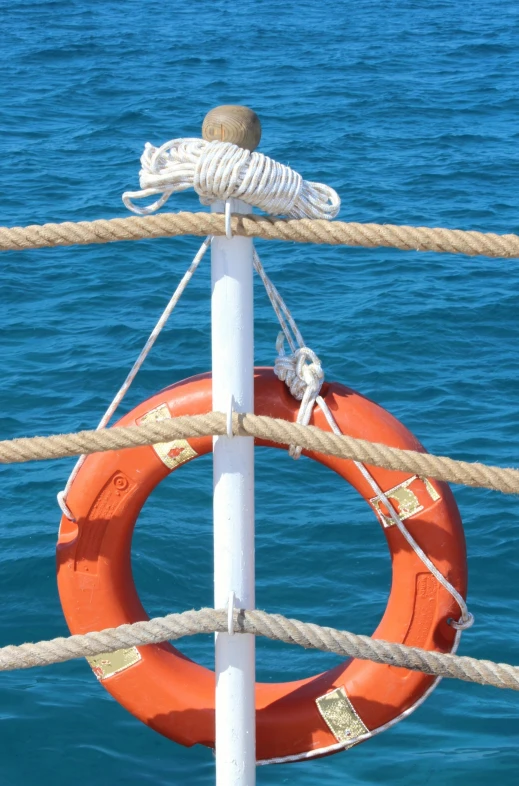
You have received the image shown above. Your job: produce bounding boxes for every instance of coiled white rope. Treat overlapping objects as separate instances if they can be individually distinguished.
[122,138,340,219]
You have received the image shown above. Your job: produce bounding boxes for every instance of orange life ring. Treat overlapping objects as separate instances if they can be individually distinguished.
[57,368,467,764]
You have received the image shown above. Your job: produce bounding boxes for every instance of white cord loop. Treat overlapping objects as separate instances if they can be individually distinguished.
[57,489,75,521]
[274,339,324,403]
[450,612,475,631]
[275,337,324,459]
[122,138,340,220]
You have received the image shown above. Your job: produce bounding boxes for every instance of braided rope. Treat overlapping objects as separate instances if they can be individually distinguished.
[1,412,518,495]
[1,607,517,691]
[2,212,519,257]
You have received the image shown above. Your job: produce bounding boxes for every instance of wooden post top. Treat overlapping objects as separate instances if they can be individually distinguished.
[202,105,261,152]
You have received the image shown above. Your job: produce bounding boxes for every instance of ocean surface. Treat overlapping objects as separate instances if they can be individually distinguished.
[1,0,519,783]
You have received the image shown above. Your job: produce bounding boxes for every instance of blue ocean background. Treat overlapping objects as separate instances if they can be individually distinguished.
[1,0,519,783]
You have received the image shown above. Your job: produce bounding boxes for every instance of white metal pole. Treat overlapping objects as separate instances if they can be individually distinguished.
[211,194,256,786]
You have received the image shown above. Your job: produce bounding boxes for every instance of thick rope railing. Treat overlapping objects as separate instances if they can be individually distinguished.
[1,607,517,691]
[1,412,519,495]
[2,212,519,258]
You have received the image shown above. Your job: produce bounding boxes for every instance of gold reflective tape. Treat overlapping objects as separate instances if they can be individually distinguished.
[423,477,441,502]
[87,647,141,681]
[140,403,198,470]
[316,686,369,744]
[370,475,441,529]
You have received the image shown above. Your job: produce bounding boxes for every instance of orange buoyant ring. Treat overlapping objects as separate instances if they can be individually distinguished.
[57,368,467,764]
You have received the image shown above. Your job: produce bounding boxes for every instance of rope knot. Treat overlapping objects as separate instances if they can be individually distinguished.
[275,336,324,459]
[275,339,324,401]
[122,138,340,220]
[450,612,475,631]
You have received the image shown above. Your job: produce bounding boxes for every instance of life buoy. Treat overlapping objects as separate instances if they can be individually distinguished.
[57,368,467,764]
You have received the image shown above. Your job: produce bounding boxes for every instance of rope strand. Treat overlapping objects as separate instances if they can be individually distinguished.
[1,413,519,495]
[0,607,515,692]
[3,213,519,257]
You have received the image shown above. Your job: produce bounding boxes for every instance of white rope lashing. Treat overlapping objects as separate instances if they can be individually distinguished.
[274,339,324,459]
[255,251,473,632]
[253,251,325,458]
[57,237,212,520]
[122,138,340,220]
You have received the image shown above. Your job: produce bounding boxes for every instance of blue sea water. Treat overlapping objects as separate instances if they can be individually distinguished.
[1,0,519,783]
